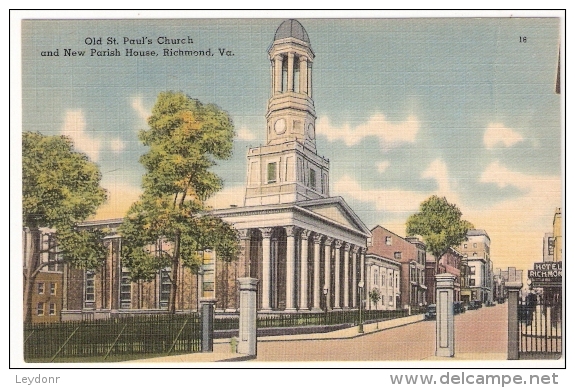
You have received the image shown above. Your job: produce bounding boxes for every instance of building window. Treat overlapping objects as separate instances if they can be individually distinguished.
[469,279,476,286]
[464,243,467,248]
[395,274,399,288]
[37,302,44,316]
[548,237,555,256]
[309,169,316,190]
[159,269,172,309]
[394,252,402,260]
[473,243,477,248]
[49,303,56,315]
[50,282,56,295]
[389,295,393,305]
[473,252,477,257]
[85,271,95,308]
[373,270,378,285]
[120,270,131,309]
[385,236,392,245]
[382,274,385,288]
[470,267,476,275]
[37,282,44,295]
[267,162,277,184]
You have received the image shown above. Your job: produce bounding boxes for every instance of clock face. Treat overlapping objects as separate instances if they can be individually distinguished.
[274,118,286,134]
[307,123,315,139]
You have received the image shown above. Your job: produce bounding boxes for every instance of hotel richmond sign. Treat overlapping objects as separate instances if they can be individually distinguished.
[528,261,562,287]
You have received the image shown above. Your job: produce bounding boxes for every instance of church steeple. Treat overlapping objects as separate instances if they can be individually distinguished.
[244,19,329,206]
[266,19,317,153]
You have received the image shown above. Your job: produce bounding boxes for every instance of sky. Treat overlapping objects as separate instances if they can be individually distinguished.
[20,14,563,275]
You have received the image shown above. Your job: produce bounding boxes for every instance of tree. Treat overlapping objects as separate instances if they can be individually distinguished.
[406,195,473,274]
[119,91,239,313]
[368,288,382,328]
[22,132,108,322]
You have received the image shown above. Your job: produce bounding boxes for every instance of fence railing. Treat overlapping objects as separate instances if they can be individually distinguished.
[25,307,418,361]
[214,308,411,330]
[24,314,201,361]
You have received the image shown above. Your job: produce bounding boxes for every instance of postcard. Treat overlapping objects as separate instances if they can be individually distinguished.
[12,10,565,379]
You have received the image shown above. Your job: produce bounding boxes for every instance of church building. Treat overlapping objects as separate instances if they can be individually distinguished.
[212,19,371,312]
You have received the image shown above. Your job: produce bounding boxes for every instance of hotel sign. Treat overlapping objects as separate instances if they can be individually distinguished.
[528,261,562,286]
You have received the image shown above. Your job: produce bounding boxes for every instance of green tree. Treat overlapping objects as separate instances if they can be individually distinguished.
[119,91,239,313]
[406,195,473,273]
[368,287,382,328]
[22,132,108,322]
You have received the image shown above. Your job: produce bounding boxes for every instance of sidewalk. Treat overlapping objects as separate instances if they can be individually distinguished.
[127,314,424,363]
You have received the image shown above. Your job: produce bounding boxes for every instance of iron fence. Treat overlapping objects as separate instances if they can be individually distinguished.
[518,299,562,358]
[24,313,202,361]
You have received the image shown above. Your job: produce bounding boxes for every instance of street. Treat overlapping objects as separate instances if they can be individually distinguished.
[249,303,508,362]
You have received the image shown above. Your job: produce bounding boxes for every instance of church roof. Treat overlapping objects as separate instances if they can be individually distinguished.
[274,19,310,44]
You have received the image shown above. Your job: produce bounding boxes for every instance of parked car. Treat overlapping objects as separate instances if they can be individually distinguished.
[467,300,480,310]
[424,304,437,320]
[454,301,466,314]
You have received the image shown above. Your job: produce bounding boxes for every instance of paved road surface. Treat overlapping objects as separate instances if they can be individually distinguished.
[250,303,508,362]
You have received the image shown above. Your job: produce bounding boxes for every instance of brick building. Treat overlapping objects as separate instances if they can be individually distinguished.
[367,226,427,308]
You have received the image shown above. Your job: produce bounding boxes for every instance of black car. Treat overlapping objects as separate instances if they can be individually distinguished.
[468,300,481,310]
[454,301,466,314]
[424,304,437,320]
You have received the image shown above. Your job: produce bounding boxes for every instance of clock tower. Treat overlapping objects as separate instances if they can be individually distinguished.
[244,19,330,206]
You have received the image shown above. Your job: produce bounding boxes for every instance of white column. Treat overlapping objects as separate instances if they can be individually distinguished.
[352,246,359,308]
[312,234,323,311]
[333,240,342,309]
[343,243,350,308]
[324,237,334,310]
[299,56,308,95]
[299,229,311,310]
[285,226,298,311]
[260,228,273,311]
[287,52,295,92]
[360,248,366,284]
[308,62,313,98]
[274,55,282,94]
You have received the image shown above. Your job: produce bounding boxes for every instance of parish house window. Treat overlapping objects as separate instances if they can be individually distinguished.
[267,162,277,184]
[37,282,44,295]
[37,302,44,316]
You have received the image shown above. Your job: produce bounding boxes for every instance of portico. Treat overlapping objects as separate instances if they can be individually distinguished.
[213,197,370,311]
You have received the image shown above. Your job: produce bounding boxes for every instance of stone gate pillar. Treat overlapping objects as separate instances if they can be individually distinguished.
[435,273,455,357]
[200,298,217,352]
[506,281,523,360]
[237,277,259,356]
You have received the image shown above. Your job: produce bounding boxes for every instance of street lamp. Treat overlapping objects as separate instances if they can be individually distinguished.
[358,281,364,333]
[323,285,329,325]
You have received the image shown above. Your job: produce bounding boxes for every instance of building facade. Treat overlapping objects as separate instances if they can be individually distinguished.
[212,20,371,312]
[364,252,401,310]
[459,229,493,303]
[367,226,427,308]
[425,248,463,304]
[23,228,65,324]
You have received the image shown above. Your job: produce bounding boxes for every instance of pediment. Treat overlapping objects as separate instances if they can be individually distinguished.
[297,197,370,236]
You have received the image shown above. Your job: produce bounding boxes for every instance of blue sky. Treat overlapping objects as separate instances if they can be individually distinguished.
[21,16,562,273]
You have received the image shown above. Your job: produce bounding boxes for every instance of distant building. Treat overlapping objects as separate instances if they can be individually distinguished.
[459,229,493,304]
[367,226,427,308]
[552,207,562,262]
[364,251,401,310]
[425,247,463,304]
[23,228,64,324]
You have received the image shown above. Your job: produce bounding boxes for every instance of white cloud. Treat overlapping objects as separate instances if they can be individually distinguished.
[469,161,562,272]
[131,96,150,123]
[377,161,390,173]
[483,123,524,149]
[205,185,246,210]
[109,138,126,153]
[316,114,419,147]
[236,126,257,141]
[61,110,101,162]
[333,175,427,214]
[421,158,459,203]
